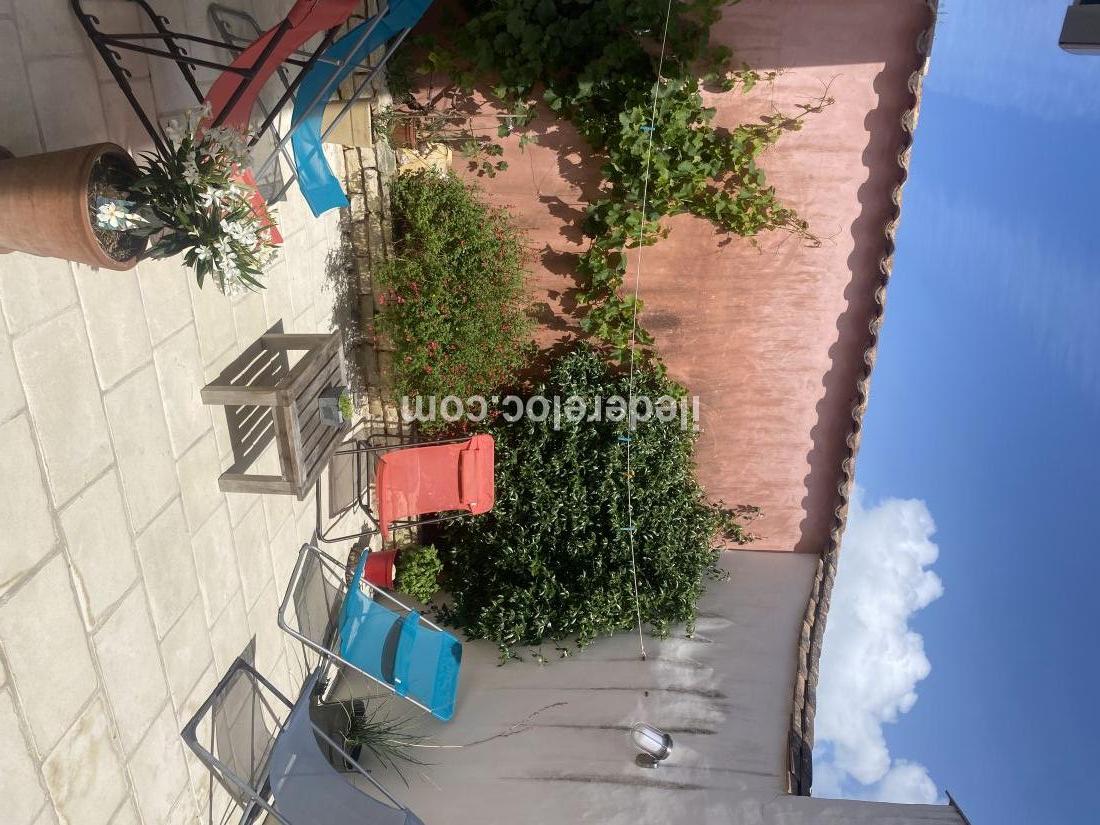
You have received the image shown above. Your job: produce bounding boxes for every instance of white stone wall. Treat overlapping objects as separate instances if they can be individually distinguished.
[338,550,966,825]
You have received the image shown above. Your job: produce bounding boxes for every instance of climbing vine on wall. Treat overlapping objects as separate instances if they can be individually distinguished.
[400,0,833,363]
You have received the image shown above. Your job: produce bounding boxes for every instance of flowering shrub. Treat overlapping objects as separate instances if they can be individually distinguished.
[94,105,278,294]
[374,170,533,400]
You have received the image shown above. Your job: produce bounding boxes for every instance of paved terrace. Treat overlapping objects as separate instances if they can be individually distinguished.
[0,2,388,824]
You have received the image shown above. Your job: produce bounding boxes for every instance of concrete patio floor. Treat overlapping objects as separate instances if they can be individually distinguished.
[0,2,370,824]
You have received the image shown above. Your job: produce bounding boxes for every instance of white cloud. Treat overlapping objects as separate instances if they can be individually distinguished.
[872,760,941,805]
[812,488,944,804]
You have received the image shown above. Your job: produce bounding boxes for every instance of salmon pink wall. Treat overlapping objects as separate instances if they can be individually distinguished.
[437,0,932,551]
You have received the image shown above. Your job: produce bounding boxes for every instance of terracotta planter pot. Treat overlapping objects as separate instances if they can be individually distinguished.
[390,121,418,149]
[362,549,398,590]
[0,142,141,270]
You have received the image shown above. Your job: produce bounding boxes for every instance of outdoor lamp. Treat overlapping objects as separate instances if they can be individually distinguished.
[631,723,673,767]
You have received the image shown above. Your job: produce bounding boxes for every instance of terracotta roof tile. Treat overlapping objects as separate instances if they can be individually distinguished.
[786,0,940,797]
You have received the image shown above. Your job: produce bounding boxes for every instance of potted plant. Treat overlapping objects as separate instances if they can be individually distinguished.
[346,544,398,590]
[0,105,278,291]
[364,549,399,589]
[308,687,429,776]
[319,385,355,426]
[390,117,420,149]
[0,142,144,270]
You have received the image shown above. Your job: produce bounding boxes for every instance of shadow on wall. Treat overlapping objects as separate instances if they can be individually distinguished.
[729,0,930,70]
[524,117,607,206]
[797,48,922,553]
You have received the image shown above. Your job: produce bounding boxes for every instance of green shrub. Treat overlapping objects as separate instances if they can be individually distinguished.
[395,544,443,604]
[436,347,757,657]
[375,170,534,400]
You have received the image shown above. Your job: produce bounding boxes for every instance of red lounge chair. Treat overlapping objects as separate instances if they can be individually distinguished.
[376,434,495,541]
[199,0,360,244]
[200,0,359,133]
[317,434,496,544]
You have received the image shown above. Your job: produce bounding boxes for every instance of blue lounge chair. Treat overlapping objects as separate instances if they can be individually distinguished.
[290,0,435,216]
[279,544,463,721]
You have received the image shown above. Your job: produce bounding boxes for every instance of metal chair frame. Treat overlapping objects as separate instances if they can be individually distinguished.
[71,0,409,198]
[181,657,410,825]
[277,543,450,717]
[315,432,480,544]
[255,19,414,203]
[207,3,313,201]
[207,3,389,202]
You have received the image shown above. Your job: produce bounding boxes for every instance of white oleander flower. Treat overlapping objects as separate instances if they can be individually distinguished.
[220,218,256,247]
[213,252,247,296]
[197,123,249,165]
[96,201,127,229]
[95,201,147,231]
[255,243,277,267]
[163,118,184,144]
[198,186,232,210]
[181,159,202,186]
[184,102,212,134]
[219,261,241,282]
[218,276,247,297]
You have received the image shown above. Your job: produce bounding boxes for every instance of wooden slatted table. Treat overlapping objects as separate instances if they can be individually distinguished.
[200,332,351,498]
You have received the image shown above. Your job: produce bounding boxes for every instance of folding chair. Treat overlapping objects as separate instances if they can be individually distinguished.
[73,1,350,156]
[200,1,359,133]
[280,0,433,214]
[72,0,429,217]
[181,657,425,825]
[207,4,299,201]
[316,433,495,545]
[279,543,463,720]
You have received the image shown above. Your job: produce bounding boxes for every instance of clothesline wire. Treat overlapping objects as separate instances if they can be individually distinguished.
[625,0,676,663]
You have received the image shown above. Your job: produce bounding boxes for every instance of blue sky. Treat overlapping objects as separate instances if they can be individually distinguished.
[815,2,1100,822]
